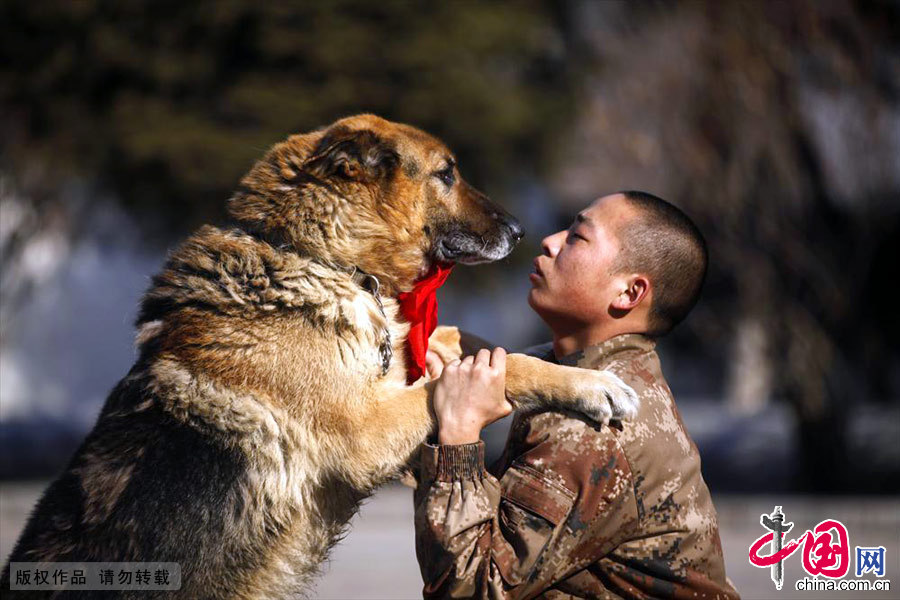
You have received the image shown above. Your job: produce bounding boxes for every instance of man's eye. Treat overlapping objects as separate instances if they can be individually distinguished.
[436,167,455,187]
[567,231,585,242]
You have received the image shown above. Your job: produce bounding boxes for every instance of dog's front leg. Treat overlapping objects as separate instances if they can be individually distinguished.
[340,380,437,489]
[428,328,638,425]
[343,355,636,490]
[505,354,640,425]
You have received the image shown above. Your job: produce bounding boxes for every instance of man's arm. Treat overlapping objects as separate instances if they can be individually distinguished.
[416,347,639,598]
[414,419,637,598]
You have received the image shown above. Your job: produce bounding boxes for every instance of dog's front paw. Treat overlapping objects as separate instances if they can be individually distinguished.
[575,370,640,425]
[428,326,463,363]
[430,325,460,346]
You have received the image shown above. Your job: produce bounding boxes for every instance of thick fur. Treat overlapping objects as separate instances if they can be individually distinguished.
[2,115,638,598]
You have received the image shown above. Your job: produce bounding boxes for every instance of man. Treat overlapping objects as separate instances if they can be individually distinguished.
[415,191,740,599]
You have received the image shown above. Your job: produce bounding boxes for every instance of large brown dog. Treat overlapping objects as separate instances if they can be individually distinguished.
[2,115,637,598]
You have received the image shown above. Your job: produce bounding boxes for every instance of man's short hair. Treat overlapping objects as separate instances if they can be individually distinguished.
[612,191,708,337]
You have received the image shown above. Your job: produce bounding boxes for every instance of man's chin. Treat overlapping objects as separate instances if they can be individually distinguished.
[526,288,545,315]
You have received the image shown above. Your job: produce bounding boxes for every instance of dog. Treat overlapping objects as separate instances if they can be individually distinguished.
[2,114,638,598]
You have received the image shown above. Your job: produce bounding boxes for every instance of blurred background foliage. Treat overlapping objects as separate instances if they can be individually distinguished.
[2,0,573,226]
[1,0,898,492]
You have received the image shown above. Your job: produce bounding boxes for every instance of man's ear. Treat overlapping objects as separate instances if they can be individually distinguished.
[304,127,399,182]
[610,275,650,311]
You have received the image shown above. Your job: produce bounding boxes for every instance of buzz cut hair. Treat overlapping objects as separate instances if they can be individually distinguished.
[612,190,708,337]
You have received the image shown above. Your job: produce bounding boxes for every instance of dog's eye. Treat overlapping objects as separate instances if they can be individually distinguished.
[435,165,455,188]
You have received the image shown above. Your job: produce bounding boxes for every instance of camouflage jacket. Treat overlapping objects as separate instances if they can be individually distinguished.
[414,333,740,599]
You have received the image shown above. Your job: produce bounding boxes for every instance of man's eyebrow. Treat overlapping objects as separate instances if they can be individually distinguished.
[575,213,593,225]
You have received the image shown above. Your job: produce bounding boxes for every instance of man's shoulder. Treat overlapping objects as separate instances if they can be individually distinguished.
[571,340,705,479]
[590,345,706,503]
[595,344,666,392]
[506,336,685,483]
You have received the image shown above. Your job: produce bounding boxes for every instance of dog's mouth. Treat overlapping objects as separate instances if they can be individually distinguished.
[432,221,524,265]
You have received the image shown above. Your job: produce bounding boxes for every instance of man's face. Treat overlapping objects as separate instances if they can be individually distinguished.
[528,194,637,327]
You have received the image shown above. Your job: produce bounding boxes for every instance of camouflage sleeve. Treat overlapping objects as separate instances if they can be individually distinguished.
[414,441,501,598]
[414,427,637,599]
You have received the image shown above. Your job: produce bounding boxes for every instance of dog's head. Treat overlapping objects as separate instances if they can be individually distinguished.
[228,114,522,294]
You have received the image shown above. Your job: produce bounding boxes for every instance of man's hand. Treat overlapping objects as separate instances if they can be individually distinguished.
[432,347,511,445]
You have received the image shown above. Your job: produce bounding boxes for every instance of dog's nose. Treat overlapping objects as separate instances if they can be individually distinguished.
[500,215,524,242]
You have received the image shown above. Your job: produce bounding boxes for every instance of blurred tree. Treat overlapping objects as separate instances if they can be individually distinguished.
[1,0,574,234]
[553,0,900,491]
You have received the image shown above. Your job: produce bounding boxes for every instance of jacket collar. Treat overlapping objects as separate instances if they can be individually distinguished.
[556,333,656,369]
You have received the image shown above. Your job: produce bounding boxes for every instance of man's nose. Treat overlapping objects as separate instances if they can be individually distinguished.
[541,231,562,258]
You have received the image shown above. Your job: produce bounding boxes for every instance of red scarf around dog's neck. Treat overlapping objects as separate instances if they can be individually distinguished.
[397,262,454,384]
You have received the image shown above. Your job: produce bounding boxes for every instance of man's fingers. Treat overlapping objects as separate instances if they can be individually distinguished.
[461,355,475,366]
[491,347,507,371]
[475,348,492,366]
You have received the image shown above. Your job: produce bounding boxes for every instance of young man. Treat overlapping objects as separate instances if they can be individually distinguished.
[415,191,740,599]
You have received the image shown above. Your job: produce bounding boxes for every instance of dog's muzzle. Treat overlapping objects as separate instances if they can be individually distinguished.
[433,215,524,264]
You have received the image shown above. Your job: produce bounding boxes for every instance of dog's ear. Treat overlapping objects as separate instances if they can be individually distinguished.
[305,127,399,183]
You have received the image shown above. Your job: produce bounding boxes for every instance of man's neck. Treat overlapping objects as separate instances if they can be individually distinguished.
[551,322,645,360]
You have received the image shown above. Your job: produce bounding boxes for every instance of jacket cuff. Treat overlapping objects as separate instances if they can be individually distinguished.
[420,441,485,482]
